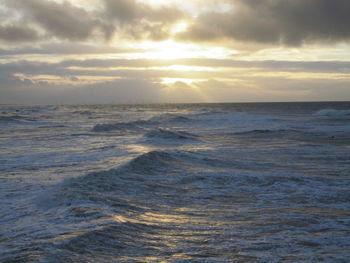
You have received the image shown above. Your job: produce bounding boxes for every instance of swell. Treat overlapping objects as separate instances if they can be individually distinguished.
[91,120,148,132]
[41,150,233,208]
[232,128,304,136]
[0,114,27,122]
[312,108,350,120]
[41,151,184,206]
[91,114,191,133]
[148,113,191,123]
[217,128,349,145]
[144,128,199,142]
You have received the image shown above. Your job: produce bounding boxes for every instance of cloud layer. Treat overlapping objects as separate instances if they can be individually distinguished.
[3,0,350,46]
[1,57,350,104]
[181,0,350,46]
[1,0,350,104]
[2,0,184,43]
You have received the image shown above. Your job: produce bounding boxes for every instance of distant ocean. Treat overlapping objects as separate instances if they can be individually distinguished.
[1,102,350,262]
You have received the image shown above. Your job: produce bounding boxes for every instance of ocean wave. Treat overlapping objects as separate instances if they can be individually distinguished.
[313,109,350,120]
[91,113,192,133]
[44,149,224,207]
[42,151,182,205]
[91,120,148,132]
[144,128,199,141]
[228,128,349,144]
[0,114,26,122]
[148,113,191,123]
[42,212,177,262]
[231,128,308,137]
[72,110,94,116]
[234,129,288,135]
[125,150,183,173]
[189,112,278,126]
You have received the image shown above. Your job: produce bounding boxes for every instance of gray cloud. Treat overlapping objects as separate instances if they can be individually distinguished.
[6,0,100,41]
[2,58,350,104]
[180,0,350,46]
[2,59,350,82]
[2,0,184,43]
[60,58,350,73]
[102,0,184,41]
[0,24,41,42]
[103,0,183,24]
[0,75,163,105]
[0,42,142,55]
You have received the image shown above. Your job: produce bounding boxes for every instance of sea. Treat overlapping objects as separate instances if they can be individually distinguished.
[1,102,350,262]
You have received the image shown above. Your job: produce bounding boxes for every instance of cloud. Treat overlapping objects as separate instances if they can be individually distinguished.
[2,58,350,86]
[2,0,184,43]
[0,24,41,42]
[0,43,142,55]
[172,78,350,103]
[60,58,350,74]
[2,58,350,104]
[102,0,184,41]
[0,75,164,105]
[5,0,100,41]
[179,0,350,46]
[103,0,184,23]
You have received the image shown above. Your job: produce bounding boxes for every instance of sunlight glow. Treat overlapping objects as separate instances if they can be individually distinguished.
[151,65,215,71]
[127,40,235,60]
[161,77,203,85]
[171,22,189,34]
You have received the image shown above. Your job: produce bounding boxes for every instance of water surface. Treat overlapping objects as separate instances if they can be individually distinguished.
[1,102,350,262]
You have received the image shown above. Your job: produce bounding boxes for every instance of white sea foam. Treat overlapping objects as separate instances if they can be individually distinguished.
[314,108,350,119]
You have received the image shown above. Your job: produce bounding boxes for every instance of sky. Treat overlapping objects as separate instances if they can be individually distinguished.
[1,0,350,104]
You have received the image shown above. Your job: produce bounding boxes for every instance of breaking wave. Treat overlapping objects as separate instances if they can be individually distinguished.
[313,109,350,120]
[91,114,192,133]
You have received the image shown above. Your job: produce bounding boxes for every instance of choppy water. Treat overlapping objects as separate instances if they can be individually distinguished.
[1,102,350,262]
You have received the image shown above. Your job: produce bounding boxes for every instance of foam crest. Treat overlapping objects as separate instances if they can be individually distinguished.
[314,109,350,119]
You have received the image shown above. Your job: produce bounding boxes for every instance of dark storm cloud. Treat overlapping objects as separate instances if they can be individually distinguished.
[180,0,350,45]
[2,0,184,43]
[0,24,41,42]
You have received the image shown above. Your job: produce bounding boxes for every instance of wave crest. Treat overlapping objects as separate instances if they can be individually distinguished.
[144,128,199,141]
[313,109,350,120]
[0,114,26,122]
[148,114,191,123]
[92,120,148,132]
